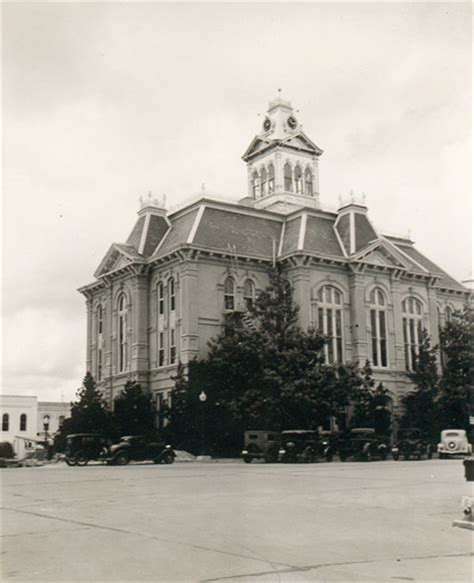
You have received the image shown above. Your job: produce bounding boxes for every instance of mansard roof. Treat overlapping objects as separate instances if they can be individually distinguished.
[85,196,467,296]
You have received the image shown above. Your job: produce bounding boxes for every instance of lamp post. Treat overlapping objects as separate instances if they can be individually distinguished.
[198,391,208,460]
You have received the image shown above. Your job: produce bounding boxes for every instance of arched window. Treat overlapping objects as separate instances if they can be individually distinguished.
[224,277,235,311]
[58,416,65,428]
[169,278,176,312]
[20,414,27,431]
[243,279,255,310]
[157,282,164,315]
[2,413,9,432]
[369,288,388,368]
[260,167,267,197]
[268,164,275,194]
[96,304,103,381]
[252,171,260,198]
[445,306,453,322]
[117,293,128,373]
[305,168,313,195]
[284,163,293,192]
[294,165,303,193]
[402,297,423,371]
[317,286,344,364]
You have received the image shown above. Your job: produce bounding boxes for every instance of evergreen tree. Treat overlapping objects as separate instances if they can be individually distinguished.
[113,380,155,437]
[400,329,440,439]
[55,372,111,450]
[438,304,474,430]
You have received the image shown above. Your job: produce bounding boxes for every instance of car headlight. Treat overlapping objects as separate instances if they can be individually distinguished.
[279,449,286,455]
[241,450,248,455]
[165,444,172,449]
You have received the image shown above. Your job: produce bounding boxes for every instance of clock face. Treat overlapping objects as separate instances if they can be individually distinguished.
[287,116,297,129]
[263,117,272,131]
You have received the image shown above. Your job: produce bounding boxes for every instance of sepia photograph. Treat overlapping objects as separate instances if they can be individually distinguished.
[2,1,473,582]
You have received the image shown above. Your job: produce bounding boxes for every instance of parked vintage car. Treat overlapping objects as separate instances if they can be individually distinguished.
[65,433,110,466]
[107,435,175,465]
[337,428,389,462]
[278,430,323,463]
[437,429,472,459]
[392,428,433,460]
[241,430,281,463]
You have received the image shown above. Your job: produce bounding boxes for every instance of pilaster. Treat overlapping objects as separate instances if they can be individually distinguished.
[349,272,368,363]
[179,261,200,363]
[131,273,150,376]
[85,298,93,372]
[290,266,311,328]
[390,276,406,372]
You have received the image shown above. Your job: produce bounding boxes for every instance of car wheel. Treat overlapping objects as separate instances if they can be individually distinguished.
[76,453,89,466]
[114,452,129,466]
[392,452,399,461]
[303,450,314,463]
[325,452,334,463]
[427,449,433,460]
[380,450,387,461]
[65,457,77,466]
[243,457,252,464]
[439,453,446,460]
[340,453,347,462]
[162,452,174,464]
[264,452,277,463]
[365,451,372,462]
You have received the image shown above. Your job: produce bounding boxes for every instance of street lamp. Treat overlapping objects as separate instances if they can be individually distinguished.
[43,415,51,459]
[199,391,207,459]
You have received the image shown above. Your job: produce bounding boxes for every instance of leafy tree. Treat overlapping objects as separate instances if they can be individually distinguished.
[400,329,440,440]
[167,266,367,455]
[438,304,474,431]
[351,361,392,435]
[55,372,111,450]
[113,380,155,437]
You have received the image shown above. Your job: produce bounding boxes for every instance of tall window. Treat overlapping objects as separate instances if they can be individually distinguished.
[268,164,275,194]
[59,416,65,428]
[243,279,255,310]
[317,286,344,363]
[224,277,235,310]
[369,288,388,368]
[260,167,267,196]
[445,306,453,322]
[97,304,103,381]
[402,297,423,371]
[169,329,176,364]
[169,278,176,312]
[158,332,165,367]
[118,293,128,373]
[20,414,27,431]
[284,163,293,192]
[305,168,313,195]
[294,165,303,193]
[252,171,260,198]
[158,283,164,315]
[2,414,9,431]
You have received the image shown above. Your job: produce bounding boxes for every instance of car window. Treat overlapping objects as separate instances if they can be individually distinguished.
[248,434,259,440]
[445,432,461,437]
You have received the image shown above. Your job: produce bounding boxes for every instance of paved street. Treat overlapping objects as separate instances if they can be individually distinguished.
[1,459,472,582]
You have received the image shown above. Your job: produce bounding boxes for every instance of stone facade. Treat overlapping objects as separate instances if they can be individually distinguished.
[79,96,468,422]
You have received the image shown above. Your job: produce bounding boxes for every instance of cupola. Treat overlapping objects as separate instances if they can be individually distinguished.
[241,94,323,214]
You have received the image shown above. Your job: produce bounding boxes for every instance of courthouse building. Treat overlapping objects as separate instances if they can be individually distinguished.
[79,96,468,418]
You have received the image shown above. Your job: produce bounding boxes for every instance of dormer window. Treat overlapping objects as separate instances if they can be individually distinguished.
[260,167,267,197]
[294,165,303,193]
[284,163,293,192]
[252,171,260,198]
[268,164,275,194]
[305,168,313,195]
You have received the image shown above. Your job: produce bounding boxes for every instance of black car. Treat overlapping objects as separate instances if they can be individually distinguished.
[337,428,389,462]
[107,435,175,466]
[241,430,281,463]
[392,428,433,460]
[65,434,110,466]
[278,430,322,463]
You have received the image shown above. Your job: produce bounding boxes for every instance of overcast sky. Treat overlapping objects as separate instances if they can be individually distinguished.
[3,1,471,402]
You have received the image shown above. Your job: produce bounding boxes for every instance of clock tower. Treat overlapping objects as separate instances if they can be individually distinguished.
[242,95,323,213]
